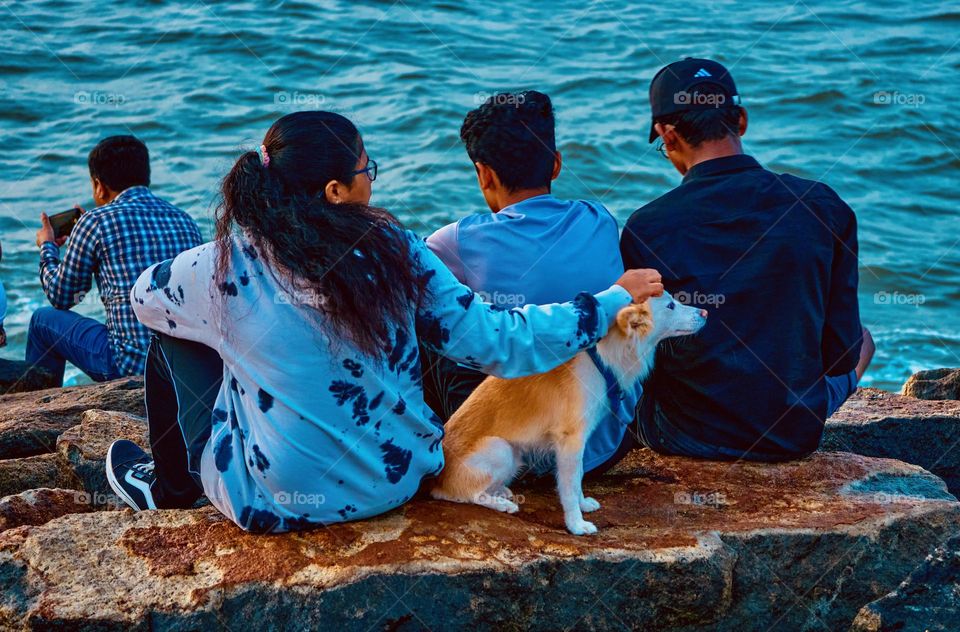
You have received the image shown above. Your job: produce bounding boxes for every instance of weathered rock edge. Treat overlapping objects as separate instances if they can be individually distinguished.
[825,387,960,494]
[0,450,957,631]
[0,378,144,459]
[850,532,960,631]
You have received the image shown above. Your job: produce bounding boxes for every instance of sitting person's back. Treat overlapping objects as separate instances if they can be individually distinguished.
[621,58,872,461]
[429,193,621,306]
[29,135,202,383]
[425,91,635,472]
[103,111,659,533]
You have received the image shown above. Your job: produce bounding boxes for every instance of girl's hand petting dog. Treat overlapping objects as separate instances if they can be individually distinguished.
[616,268,664,303]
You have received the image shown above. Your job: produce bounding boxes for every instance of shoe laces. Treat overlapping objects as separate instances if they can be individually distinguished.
[131,461,155,477]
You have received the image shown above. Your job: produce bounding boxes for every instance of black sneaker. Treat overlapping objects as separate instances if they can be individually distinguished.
[106,440,158,510]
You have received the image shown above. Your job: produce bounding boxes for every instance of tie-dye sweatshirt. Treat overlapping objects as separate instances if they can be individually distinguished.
[131,230,631,533]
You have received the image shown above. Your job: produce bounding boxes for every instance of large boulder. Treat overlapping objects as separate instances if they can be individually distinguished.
[0,450,956,631]
[0,359,57,395]
[0,410,145,503]
[0,453,79,498]
[824,388,960,494]
[0,377,143,459]
[903,367,960,400]
[0,488,93,532]
[56,409,148,506]
[851,533,960,631]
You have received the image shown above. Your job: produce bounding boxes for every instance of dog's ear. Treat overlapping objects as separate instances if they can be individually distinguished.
[616,304,653,336]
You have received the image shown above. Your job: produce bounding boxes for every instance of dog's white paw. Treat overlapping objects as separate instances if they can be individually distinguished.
[580,497,601,513]
[565,518,598,536]
[502,501,520,514]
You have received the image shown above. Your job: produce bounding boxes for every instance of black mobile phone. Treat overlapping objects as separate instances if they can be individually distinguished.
[49,208,82,239]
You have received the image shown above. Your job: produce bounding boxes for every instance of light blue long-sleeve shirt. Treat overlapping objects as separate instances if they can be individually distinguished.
[427,195,635,471]
[132,230,631,533]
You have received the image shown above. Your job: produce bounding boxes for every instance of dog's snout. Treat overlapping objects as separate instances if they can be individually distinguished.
[699,309,709,319]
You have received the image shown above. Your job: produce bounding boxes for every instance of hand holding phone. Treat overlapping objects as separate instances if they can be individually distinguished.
[49,208,82,238]
[37,206,84,248]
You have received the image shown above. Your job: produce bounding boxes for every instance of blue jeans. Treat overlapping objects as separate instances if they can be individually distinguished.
[588,369,861,472]
[824,370,858,418]
[639,369,860,461]
[26,307,121,384]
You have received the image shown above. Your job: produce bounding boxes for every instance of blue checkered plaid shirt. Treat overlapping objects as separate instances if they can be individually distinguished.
[39,186,202,376]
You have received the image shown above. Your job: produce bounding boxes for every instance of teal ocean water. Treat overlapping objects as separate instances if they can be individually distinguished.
[0,0,957,389]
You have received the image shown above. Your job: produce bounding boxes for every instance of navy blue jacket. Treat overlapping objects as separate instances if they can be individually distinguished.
[621,155,862,459]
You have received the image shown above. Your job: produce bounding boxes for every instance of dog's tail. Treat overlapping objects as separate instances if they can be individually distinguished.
[431,436,516,503]
[431,442,487,502]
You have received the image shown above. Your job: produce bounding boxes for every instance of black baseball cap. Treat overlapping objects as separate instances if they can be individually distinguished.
[647,57,740,142]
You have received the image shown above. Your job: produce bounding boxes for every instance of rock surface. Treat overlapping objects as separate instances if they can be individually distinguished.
[903,367,960,400]
[57,409,147,506]
[0,488,93,532]
[851,533,960,631]
[0,377,143,459]
[0,453,79,498]
[0,450,957,631]
[0,359,57,395]
[825,387,960,493]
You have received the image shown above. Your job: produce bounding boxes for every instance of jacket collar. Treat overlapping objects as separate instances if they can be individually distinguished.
[113,185,152,203]
[682,154,761,183]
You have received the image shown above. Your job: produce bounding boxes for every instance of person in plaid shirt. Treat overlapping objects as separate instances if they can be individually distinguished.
[28,135,201,384]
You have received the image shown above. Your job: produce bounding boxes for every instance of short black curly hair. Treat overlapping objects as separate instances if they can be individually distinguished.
[459,90,556,191]
[88,135,150,192]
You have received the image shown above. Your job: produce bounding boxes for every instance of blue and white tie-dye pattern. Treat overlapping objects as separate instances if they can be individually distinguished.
[131,230,631,533]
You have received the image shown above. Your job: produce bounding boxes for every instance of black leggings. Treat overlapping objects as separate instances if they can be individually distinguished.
[420,345,487,422]
[145,334,223,509]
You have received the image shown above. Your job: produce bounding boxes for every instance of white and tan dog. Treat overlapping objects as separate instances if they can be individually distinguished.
[431,291,708,535]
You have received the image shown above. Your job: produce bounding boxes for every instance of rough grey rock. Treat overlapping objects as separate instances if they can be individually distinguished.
[0,488,93,532]
[56,409,148,506]
[0,453,79,498]
[0,359,57,395]
[824,387,960,494]
[0,410,147,501]
[851,533,960,631]
[903,367,960,400]
[0,377,143,459]
[0,450,956,631]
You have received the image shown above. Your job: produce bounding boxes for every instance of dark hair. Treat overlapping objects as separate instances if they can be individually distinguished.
[216,111,422,359]
[87,135,150,191]
[655,84,742,147]
[460,90,556,191]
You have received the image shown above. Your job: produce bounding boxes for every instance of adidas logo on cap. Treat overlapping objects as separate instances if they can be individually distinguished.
[693,68,712,78]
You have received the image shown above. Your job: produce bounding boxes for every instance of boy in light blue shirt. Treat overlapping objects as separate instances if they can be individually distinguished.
[425,91,634,472]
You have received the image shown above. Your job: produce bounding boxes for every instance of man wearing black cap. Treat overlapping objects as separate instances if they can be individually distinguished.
[617,57,874,463]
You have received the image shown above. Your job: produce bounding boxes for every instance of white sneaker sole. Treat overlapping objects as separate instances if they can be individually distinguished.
[105,442,149,511]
